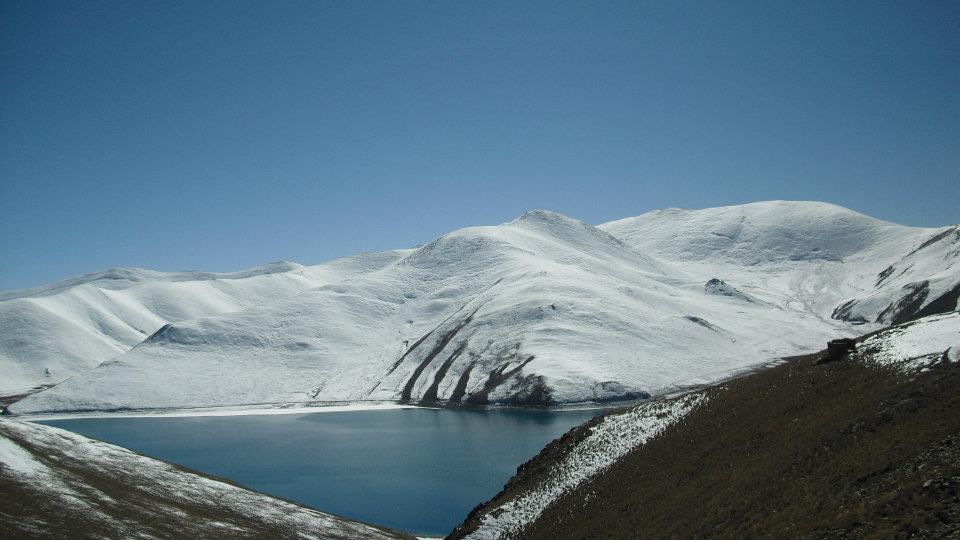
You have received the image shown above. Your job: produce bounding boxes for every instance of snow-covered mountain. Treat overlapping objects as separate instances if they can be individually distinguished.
[0,253,409,394]
[5,202,958,415]
[599,202,959,325]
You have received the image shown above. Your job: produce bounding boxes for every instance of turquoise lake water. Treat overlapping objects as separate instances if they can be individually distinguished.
[41,407,602,536]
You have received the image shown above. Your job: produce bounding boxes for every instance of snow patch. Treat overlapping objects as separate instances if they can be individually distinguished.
[0,436,46,477]
[855,312,960,373]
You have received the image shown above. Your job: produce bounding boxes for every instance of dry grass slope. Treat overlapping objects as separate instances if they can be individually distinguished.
[452,329,959,539]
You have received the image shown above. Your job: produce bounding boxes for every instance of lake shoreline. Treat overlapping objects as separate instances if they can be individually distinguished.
[16,401,425,421]
[36,406,605,535]
[11,397,645,422]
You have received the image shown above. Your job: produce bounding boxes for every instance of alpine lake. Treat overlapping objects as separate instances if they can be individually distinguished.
[41,406,604,536]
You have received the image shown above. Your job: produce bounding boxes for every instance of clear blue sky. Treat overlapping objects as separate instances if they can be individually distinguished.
[1,1,957,291]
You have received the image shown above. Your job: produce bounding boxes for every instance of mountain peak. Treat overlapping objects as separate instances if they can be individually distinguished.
[510,209,575,225]
[599,200,919,266]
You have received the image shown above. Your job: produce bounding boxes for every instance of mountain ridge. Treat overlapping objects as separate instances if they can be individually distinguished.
[3,201,957,413]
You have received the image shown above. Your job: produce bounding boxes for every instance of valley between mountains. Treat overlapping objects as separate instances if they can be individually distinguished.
[2,201,957,415]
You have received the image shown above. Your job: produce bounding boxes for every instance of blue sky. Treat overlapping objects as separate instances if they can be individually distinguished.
[1,1,957,291]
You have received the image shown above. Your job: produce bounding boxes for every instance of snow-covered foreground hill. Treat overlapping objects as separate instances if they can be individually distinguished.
[0,417,411,539]
[6,201,959,414]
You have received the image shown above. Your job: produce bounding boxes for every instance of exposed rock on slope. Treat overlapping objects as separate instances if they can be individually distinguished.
[704,278,756,303]
[450,312,959,539]
[850,226,960,325]
[6,202,958,414]
[0,417,412,539]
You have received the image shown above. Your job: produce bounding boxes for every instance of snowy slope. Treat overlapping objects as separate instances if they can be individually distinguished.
[855,311,959,373]
[7,202,959,414]
[0,417,411,539]
[0,252,410,394]
[600,201,959,325]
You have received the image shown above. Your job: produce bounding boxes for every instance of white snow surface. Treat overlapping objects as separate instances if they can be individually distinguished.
[0,417,407,539]
[855,311,960,373]
[0,435,47,477]
[0,251,410,394]
[599,202,959,324]
[5,201,958,414]
[462,393,706,540]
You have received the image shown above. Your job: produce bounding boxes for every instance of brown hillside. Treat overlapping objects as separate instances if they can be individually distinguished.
[452,327,959,539]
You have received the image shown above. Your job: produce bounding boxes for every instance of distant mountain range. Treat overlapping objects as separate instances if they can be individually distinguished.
[3,201,958,415]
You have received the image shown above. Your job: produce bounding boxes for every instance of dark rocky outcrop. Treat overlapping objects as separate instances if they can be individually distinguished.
[818,338,857,364]
[683,315,721,332]
[704,278,754,302]
[831,298,869,324]
[420,343,468,403]
[906,226,959,258]
[877,281,930,325]
[875,265,896,287]
[464,354,537,405]
[910,281,960,322]
[400,306,481,401]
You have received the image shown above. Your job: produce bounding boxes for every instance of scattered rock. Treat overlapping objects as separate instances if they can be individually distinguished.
[818,338,857,364]
[704,278,755,303]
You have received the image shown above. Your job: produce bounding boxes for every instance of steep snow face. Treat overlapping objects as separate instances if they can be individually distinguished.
[0,251,410,394]
[834,226,960,325]
[600,201,959,325]
[6,203,957,414]
[855,311,959,373]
